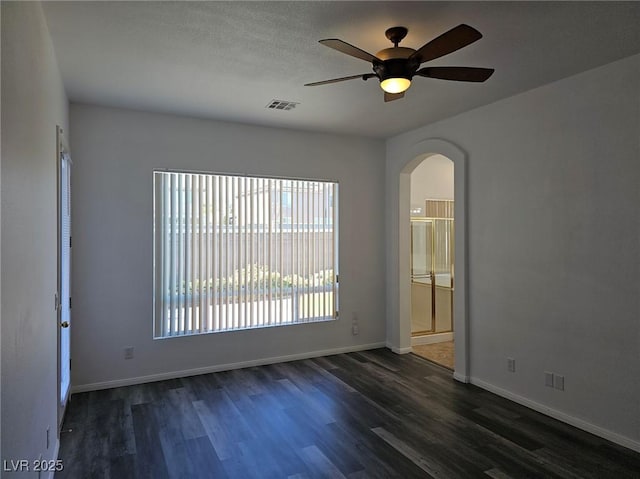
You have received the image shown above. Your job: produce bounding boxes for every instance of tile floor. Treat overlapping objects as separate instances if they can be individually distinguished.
[412,340,454,369]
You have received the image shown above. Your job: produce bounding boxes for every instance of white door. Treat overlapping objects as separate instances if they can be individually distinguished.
[57,126,72,429]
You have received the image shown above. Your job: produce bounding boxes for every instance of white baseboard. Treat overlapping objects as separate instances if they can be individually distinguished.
[71,342,386,393]
[386,342,413,354]
[453,371,469,383]
[470,377,640,453]
[411,332,454,346]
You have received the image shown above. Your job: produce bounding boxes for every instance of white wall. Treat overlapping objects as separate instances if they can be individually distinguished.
[386,54,640,448]
[69,104,386,389]
[410,154,454,213]
[1,1,69,471]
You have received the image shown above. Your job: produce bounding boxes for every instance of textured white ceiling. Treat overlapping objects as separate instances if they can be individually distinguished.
[42,1,640,138]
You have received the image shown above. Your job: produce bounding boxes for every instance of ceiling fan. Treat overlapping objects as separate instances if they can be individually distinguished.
[305,24,494,102]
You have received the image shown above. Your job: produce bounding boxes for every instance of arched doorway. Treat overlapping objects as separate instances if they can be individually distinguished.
[392,139,469,382]
[410,155,455,369]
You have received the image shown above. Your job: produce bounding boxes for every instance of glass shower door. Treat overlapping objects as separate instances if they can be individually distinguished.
[433,219,453,333]
[411,217,454,336]
[411,220,434,334]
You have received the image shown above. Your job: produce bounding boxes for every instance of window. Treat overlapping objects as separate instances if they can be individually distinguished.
[153,171,338,338]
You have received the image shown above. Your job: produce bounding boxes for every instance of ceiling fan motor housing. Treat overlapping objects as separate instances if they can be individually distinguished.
[374,45,420,84]
[375,46,415,61]
[374,53,421,84]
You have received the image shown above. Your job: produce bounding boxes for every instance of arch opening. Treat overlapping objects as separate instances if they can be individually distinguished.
[395,139,469,382]
[409,155,455,369]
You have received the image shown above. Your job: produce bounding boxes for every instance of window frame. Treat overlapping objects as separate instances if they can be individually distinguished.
[152,169,339,339]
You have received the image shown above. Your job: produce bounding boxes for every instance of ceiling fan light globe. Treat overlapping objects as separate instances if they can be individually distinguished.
[380,77,411,94]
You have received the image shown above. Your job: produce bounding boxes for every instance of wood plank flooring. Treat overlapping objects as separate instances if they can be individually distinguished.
[56,349,640,478]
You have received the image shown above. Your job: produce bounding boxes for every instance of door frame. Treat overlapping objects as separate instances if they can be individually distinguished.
[392,138,469,382]
[56,125,72,429]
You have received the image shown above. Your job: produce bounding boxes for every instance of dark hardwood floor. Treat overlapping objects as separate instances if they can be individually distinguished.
[56,349,640,478]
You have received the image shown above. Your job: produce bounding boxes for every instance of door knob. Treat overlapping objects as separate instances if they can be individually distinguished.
[60,321,69,328]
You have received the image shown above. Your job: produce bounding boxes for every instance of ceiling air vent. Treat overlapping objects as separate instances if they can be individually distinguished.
[266,100,299,111]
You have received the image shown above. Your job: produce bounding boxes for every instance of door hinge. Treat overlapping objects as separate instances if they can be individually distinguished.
[69,236,72,248]
[69,297,72,309]
[335,310,339,319]
[336,274,339,283]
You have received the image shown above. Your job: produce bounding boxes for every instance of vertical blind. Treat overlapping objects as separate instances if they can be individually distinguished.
[153,171,338,338]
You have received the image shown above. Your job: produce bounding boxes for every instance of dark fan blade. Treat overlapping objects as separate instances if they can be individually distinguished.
[410,24,482,64]
[319,39,381,63]
[416,67,494,82]
[384,91,405,102]
[305,73,376,87]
